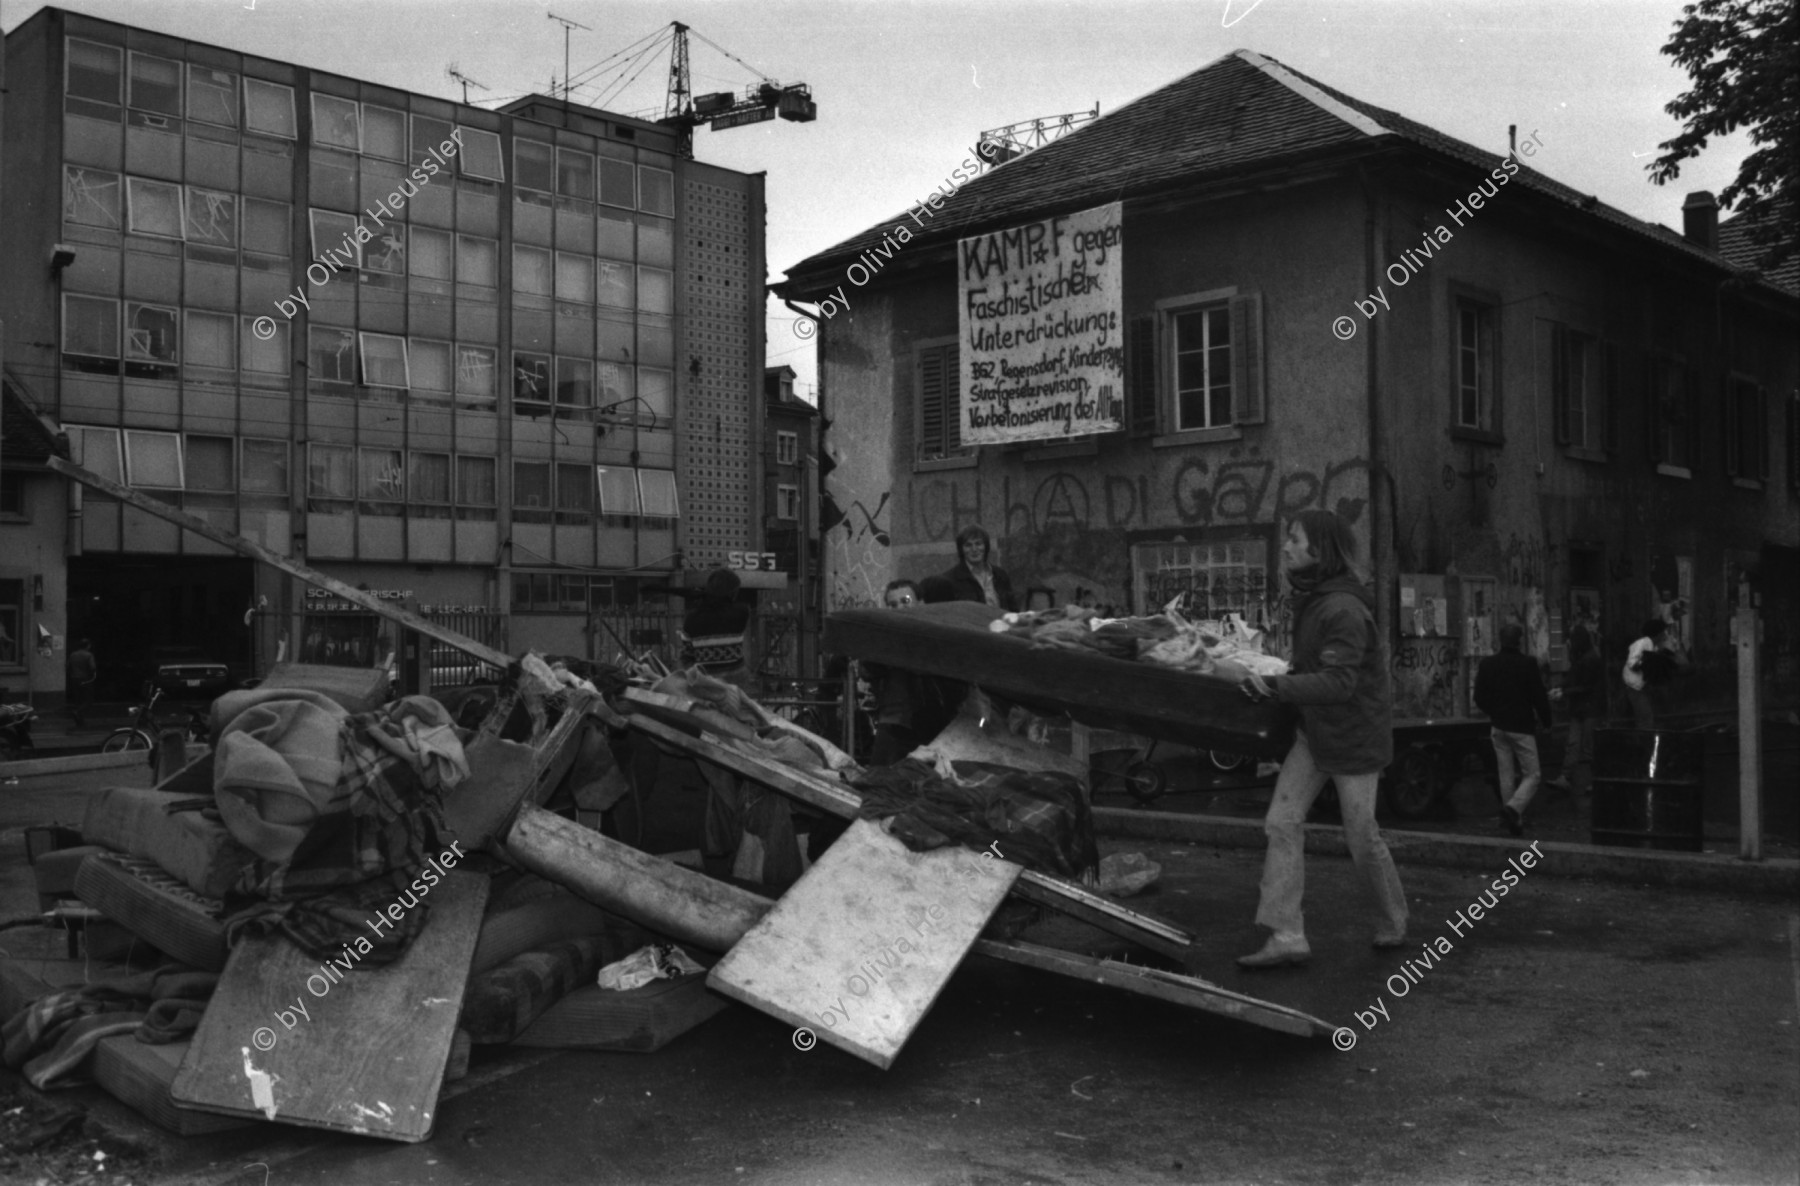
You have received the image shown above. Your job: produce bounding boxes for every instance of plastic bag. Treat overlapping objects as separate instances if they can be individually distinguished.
[596,943,705,991]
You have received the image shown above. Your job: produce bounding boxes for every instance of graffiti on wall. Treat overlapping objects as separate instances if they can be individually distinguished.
[1392,638,1458,719]
[823,490,892,611]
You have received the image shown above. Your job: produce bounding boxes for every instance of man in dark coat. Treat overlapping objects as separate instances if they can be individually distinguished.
[1475,622,1553,836]
[941,525,1018,612]
[1235,510,1408,969]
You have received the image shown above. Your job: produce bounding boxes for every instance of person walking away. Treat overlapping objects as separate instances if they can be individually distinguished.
[1475,623,1553,837]
[942,525,1018,612]
[67,640,97,728]
[1621,619,1676,730]
[1549,623,1603,809]
[1235,510,1408,969]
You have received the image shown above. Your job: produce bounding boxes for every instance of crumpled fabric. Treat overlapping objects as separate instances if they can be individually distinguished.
[698,760,803,888]
[222,869,430,966]
[361,695,470,790]
[849,758,1099,880]
[1,965,219,1089]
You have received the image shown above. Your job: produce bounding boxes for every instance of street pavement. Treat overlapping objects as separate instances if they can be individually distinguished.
[3,757,1797,1185]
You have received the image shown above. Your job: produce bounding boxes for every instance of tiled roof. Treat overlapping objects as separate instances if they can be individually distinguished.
[1718,199,1799,297]
[780,49,1765,295]
[1,375,64,463]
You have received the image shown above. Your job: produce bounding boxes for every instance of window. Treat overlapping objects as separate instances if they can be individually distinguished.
[64,167,121,228]
[776,431,798,465]
[638,267,674,315]
[124,430,184,488]
[243,198,291,259]
[184,187,237,246]
[457,235,498,289]
[125,303,178,378]
[1171,305,1231,430]
[459,128,504,181]
[556,358,594,418]
[457,455,496,508]
[309,327,358,384]
[776,484,799,520]
[128,53,181,117]
[311,94,360,150]
[513,245,552,296]
[0,580,22,669]
[242,316,287,376]
[362,104,405,160]
[556,463,593,523]
[639,167,674,216]
[1548,324,1608,454]
[410,339,453,394]
[515,140,554,192]
[599,158,635,208]
[639,369,673,418]
[410,227,454,282]
[243,78,296,138]
[409,452,451,516]
[557,149,594,200]
[364,224,406,274]
[638,468,679,523]
[309,210,361,266]
[359,447,405,511]
[242,439,289,494]
[126,178,184,239]
[71,426,123,483]
[359,333,410,388]
[513,352,551,409]
[1,472,25,520]
[63,295,119,372]
[412,115,453,162]
[1650,355,1697,471]
[1132,538,1270,617]
[597,260,635,309]
[186,436,235,491]
[1724,375,1768,482]
[307,442,355,503]
[597,466,640,526]
[187,66,237,126]
[1455,297,1497,434]
[514,461,552,522]
[456,345,496,406]
[67,39,122,108]
[597,362,635,410]
[185,311,236,372]
[555,253,594,305]
[915,341,968,465]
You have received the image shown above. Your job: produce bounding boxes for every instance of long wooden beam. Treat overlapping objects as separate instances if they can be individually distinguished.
[48,454,511,671]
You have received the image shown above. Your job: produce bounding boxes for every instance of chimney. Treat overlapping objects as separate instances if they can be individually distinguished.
[1682,191,1718,251]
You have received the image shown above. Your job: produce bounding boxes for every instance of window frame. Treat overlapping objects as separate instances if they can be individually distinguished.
[1723,371,1768,486]
[125,177,186,240]
[358,332,411,390]
[185,64,238,128]
[63,165,122,230]
[457,128,505,182]
[242,77,297,139]
[123,429,185,489]
[65,38,123,109]
[1450,290,1503,442]
[1166,298,1233,433]
[1649,352,1697,475]
[775,431,798,466]
[184,434,236,493]
[776,483,800,521]
[310,93,361,152]
[126,51,182,119]
[123,301,180,378]
[913,336,974,471]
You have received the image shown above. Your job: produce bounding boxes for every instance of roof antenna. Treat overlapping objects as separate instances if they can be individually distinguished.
[1508,124,1517,155]
[548,12,592,107]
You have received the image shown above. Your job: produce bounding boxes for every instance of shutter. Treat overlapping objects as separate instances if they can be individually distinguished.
[1126,315,1158,436]
[944,343,963,454]
[1757,384,1770,481]
[1546,321,1570,446]
[1229,291,1265,425]
[918,346,946,461]
[1723,377,1740,476]
[1602,342,1620,453]
[1647,358,1663,463]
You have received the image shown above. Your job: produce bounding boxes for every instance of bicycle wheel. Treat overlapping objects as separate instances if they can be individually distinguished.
[1208,749,1251,773]
[1123,762,1169,804]
[101,729,151,753]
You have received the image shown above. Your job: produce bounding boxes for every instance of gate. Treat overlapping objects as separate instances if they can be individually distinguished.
[424,610,505,688]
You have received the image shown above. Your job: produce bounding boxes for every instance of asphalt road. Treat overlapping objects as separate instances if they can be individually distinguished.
[5,761,1793,1186]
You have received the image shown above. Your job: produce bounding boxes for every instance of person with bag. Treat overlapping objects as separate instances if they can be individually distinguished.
[1233,510,1408,969]
[1621,619,1680,729]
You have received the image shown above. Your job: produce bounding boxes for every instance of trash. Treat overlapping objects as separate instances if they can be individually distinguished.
[597,944,705,991]
[1097,852,1161,897]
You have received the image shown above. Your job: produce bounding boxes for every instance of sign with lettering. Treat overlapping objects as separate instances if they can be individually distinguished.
[958,201,1123,445]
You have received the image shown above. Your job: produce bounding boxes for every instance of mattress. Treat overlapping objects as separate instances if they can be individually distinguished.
[824,601,1295,758]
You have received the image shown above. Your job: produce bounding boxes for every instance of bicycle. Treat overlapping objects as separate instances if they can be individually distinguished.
[101,686,208,753]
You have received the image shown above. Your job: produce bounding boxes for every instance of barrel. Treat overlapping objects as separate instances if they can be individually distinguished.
[1590,729,1705,852]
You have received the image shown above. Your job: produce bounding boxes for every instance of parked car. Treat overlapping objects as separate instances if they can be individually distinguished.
[151,648,232,699]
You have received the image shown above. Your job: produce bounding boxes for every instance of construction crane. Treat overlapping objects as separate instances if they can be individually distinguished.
[656,22,815,158]
[978,104,1101,165]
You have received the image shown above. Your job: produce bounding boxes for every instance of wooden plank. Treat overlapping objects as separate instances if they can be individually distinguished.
[171,870,487,1142]
[93,1038,255,1136]
[708,818,1020,1070]
[971,939,1334,1039]
[625,712,1195,953]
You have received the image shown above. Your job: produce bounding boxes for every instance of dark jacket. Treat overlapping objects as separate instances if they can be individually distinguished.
[942,562,1018,612]
[1562,650,1605,719]
[1474,649,1553,733]
[1272,574,1392,775]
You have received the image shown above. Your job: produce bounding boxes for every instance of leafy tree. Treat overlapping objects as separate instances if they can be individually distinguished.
[1649,0,1797,272]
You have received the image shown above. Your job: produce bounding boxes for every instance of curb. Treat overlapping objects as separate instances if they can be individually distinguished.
[0,751,149,778]
[1093,806,1800,897]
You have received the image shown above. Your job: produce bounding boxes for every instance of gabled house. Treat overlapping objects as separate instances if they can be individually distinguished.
[775,48,1799,721]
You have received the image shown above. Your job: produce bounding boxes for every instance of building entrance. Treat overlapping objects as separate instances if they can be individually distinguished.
[68,556,254,699]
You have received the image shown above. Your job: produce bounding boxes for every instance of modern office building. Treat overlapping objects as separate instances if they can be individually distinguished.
[1,7,766,700]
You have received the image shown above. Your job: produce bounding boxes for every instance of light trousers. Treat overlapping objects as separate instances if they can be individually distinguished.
[1493,728,1542,812]
[1625,685,1655,730]
[1255,729,1408,940]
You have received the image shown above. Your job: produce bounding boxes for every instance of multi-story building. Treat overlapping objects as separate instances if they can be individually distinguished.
[762,364,820,676]
[1,7,766,701]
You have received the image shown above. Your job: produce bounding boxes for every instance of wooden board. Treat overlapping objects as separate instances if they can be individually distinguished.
[93,1038,256,1136]
[825,602,1295,758]
[708,818,1020,1069]
[171,870,487,1142]
[971,939,1335,1038]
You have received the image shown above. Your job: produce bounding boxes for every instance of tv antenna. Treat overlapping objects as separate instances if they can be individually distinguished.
[548,12,592,102]
[445,64,490,105]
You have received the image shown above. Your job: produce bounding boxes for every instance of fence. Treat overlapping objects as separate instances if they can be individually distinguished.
[423,610,505,688]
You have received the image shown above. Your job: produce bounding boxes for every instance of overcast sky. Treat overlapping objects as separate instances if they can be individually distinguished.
[5,0,1753,402]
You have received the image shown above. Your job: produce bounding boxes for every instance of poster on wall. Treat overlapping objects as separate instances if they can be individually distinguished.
[957,201,1124,445]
